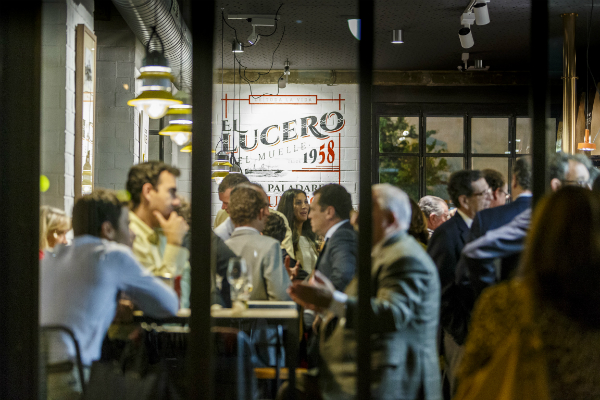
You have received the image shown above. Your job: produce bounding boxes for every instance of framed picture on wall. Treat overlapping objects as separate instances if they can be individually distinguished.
[75,24,96,198]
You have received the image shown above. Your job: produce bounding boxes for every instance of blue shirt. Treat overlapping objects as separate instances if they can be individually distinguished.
[40,235,178,365]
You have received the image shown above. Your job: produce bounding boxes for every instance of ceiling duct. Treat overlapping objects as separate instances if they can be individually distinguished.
[112,0,192,91]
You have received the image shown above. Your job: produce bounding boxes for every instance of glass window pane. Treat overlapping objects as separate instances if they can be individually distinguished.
[379,116,419,153]
[426,117,464,154]
[379,156,419,201]
[516,117,557,154]
[471,117,509,154]
[425,156,464,204]
[472,157,509,185]
[515,118,532,155]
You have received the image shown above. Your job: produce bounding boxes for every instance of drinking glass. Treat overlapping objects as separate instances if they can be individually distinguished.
[227,257,248,302]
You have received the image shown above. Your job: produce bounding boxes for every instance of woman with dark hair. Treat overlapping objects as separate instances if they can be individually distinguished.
[457,186,600,399]
[277,189,318,274]
[408,197,429,249]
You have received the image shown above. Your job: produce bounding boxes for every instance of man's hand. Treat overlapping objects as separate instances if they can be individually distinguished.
[288,270,335,312]
[284,255,301,280]
[154,211,189,246]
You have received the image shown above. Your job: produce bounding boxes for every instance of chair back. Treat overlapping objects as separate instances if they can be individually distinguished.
[40,324,87,396]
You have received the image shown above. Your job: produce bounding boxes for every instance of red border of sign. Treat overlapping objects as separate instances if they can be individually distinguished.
[221,94,345,117]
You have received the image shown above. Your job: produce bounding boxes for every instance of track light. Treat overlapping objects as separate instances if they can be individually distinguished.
[473,1,490,25]
[232,40,244,53]
[279,60,290,89]
[392,30,403,44]
[247,25,260,45]
[459,27,474,48]
[459,12,475,48]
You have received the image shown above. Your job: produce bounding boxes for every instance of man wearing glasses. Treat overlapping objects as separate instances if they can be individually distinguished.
[427,169,492,395]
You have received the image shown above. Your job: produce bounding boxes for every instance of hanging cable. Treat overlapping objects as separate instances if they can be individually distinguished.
[587,0,597,94]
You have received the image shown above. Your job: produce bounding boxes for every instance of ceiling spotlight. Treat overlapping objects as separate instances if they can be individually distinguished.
[459,12,475,48]
[473,0,490,25]
[279,60,290,89]
[392,29,403,44]
[348,19,361,40]
[247,25,260,45]
[232,40,244,53]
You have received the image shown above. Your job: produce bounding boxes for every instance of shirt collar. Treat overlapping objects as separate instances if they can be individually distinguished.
[233,226,260,235]
[456,208,473,229]
[129,211,159,245]
[516,192,533,199]
[324,219,349,241]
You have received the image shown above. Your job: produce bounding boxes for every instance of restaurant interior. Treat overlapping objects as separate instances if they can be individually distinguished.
[1,0,600,398]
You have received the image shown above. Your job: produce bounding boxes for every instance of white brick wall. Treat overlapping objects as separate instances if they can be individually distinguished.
[94,11,146,193]
[40,0,93,215]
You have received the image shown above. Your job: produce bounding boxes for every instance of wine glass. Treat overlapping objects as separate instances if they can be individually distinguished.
[227,257,248,302]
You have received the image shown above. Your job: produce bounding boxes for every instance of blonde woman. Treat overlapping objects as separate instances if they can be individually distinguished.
[39,206,70,258]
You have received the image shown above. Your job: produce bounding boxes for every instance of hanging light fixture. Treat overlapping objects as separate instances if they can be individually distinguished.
[232,40,244,53]
[211,152,232,184]
[128,27,182,119]
[160,103,192,145]
[392,30,403,44]
[578,128,596,151]
[159,121,192,146]
[180,144,192,153]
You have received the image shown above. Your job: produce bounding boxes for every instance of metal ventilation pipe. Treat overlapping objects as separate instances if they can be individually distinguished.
[112,0,192,91]
[561,13,577,154]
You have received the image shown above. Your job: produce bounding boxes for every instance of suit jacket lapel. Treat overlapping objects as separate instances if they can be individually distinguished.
[314,238,329,271]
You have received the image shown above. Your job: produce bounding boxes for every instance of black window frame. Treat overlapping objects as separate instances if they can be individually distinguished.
[373,103,535,202]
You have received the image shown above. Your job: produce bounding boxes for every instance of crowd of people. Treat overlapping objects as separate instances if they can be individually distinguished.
[39,153,600,399]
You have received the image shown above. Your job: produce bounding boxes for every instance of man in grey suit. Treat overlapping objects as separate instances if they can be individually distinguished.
[225,183,291,301]
[287,184,442,400]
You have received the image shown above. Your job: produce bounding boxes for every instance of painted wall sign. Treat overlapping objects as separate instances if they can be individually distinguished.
[205,86,359,219]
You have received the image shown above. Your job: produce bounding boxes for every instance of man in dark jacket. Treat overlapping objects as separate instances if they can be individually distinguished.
[427,169,491,394]
[308,184,357,292]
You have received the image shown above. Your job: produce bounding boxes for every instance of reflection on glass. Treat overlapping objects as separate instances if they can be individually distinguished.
[515,118,532,154]
[426,157,463,204]
[379,156,419,200]
[472,157,509,184]
[471,118,509,154]
[426,117,464,154]
[379,116,419,153]
[516,118,557,154]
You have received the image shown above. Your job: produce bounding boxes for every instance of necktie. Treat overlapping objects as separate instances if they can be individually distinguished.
[318,238,329,254]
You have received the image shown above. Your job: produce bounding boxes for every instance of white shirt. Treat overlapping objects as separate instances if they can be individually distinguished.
[214,217,235,241]
[456,208,473,229]
[40,235,179,365]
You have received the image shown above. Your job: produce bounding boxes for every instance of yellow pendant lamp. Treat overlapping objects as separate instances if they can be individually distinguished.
[211,152,232,184]
[127,28,181,119]
[160,104,192,146]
